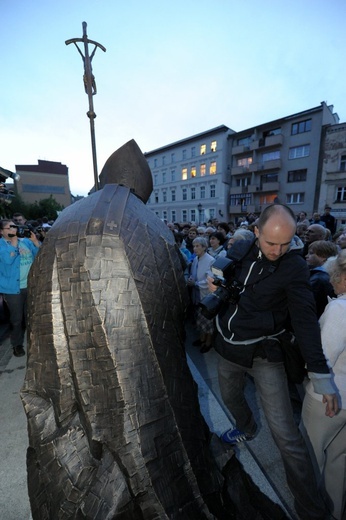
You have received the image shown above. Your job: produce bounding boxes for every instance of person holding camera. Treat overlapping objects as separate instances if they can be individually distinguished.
[0,219,40,357]
[207,204,338,520]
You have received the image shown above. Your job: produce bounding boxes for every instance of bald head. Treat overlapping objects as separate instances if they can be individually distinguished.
[255,204,297,261]
[305,224,326,245]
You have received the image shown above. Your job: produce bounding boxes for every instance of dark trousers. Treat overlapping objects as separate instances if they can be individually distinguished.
[3,289,27,348]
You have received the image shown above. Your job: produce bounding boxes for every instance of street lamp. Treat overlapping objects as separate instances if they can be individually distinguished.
[197,203,203,224]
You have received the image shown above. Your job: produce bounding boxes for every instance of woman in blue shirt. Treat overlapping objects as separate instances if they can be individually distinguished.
[0,219,40,356]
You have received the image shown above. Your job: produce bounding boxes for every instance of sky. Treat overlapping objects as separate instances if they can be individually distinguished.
[1,0,345,196]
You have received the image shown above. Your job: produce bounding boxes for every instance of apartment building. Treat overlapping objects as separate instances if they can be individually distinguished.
[318,123,346,229]
[144,125,234,224]
[227,102,339,221]
[14,160,72,208]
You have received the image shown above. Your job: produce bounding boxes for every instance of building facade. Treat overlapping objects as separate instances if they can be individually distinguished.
[227,102,339,221]
[319,123,346,229]
[145,125,234,224]
[14,160,72,208]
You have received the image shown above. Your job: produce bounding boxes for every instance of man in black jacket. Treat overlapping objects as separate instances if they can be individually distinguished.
[211,204,338,520]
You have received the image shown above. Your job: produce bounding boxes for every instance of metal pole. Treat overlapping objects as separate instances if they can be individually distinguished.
[65,22,106,191]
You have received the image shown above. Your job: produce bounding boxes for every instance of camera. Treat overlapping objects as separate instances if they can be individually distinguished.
[199,256,243,319]
[16,225,33,239]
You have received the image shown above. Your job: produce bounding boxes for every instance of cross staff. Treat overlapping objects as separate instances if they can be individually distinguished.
[66,22,106,191]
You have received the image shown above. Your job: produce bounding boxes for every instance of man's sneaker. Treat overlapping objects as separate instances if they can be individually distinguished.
[13,345,25,357]
[220,428,255,445]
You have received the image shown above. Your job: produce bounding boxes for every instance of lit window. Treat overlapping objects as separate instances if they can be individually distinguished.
[200,186,205,199]
[182,168,188,180]
[286,193,305,204]
[182,188,187,201]
[200,163,206,176]
[200,144,206,155]
[191,187,196,200]
[191,166,196,178]
[210,185,216,198]
[237,156,253,167]
[210,161,217,175]
[211,140,217,152]
[291,119,312,135]
[289,145,310,159]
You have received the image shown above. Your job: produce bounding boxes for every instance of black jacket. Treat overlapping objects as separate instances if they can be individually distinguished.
[309,266,336,318]
[214,238,329,374]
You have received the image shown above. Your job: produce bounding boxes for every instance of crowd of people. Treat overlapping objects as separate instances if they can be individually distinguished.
[0,213,54,357]
[167,205,346,520]
[1,204,346,519]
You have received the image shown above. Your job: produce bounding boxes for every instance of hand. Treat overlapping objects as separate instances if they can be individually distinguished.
[29,231,40,247]
[322,393,339,417]
[207,275,217,293]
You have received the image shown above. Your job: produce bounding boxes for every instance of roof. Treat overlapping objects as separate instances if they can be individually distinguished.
[15,160,68,175]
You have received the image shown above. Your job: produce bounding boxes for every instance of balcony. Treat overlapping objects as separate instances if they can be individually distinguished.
[230,186,248,195]
[251,134,284,150]
[231,144,251,155]
[231,165,250,175]
[258,159,281,171]
[261,181,280,192]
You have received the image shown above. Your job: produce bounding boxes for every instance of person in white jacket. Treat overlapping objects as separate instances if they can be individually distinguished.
[301,249,346,520]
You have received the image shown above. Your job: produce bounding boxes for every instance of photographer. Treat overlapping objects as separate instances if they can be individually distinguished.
[206,204,337,520]
[0,219,40,357]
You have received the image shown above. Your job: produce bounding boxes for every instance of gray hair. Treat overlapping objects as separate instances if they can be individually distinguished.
[192,237,209,250]
[325,249,346,285]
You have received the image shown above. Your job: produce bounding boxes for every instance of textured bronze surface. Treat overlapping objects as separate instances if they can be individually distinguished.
[21,142,287,519]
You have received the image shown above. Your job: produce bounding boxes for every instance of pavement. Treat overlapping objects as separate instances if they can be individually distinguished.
[0,319,299,520]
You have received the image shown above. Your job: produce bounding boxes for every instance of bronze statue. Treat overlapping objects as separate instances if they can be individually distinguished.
[21,141,287,519]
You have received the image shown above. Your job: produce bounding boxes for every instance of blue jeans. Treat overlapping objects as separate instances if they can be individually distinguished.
[217,354,327,520]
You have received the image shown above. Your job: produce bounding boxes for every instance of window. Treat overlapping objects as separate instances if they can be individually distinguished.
[190,209,196,222]
[236,177,251,187]
[154,159,157,168]
[289,145,310,159]
[171,189,176,202]
[263,128,281,137]
[182,168,188,180]
[291,119,312,135]
[162,156,166,165]
[210,161,217,175]
[236,156,253,167]
[200,163,206,176]
[171,152,175,163]
[171,210,176,222]
[191,166,196,178]
[182,210,187,222]
[200,186,206,199]
[191,187,196,200]
[259,194,277,205]
[155,211,159,217]
[336,187,346,202]
[210,185,216,198]
[237,136,252,146]
[262,173,278,183]
[191,146,196,157]
[155,192,159,203]
[182,188,187,201]
[262,150,280,162]
[163,191,167,203]
[340,155,346,172]
[171,169,176,181]
[230,194,252,206]
[209,208,215,218]
[182,149,187,159]
[287,169,307,182]
[211,140,217,152]
[162,211,167,220]
[154,174,158,185]
[200,144,206,155]
[162,171,166,183]
[286,193,305,204]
